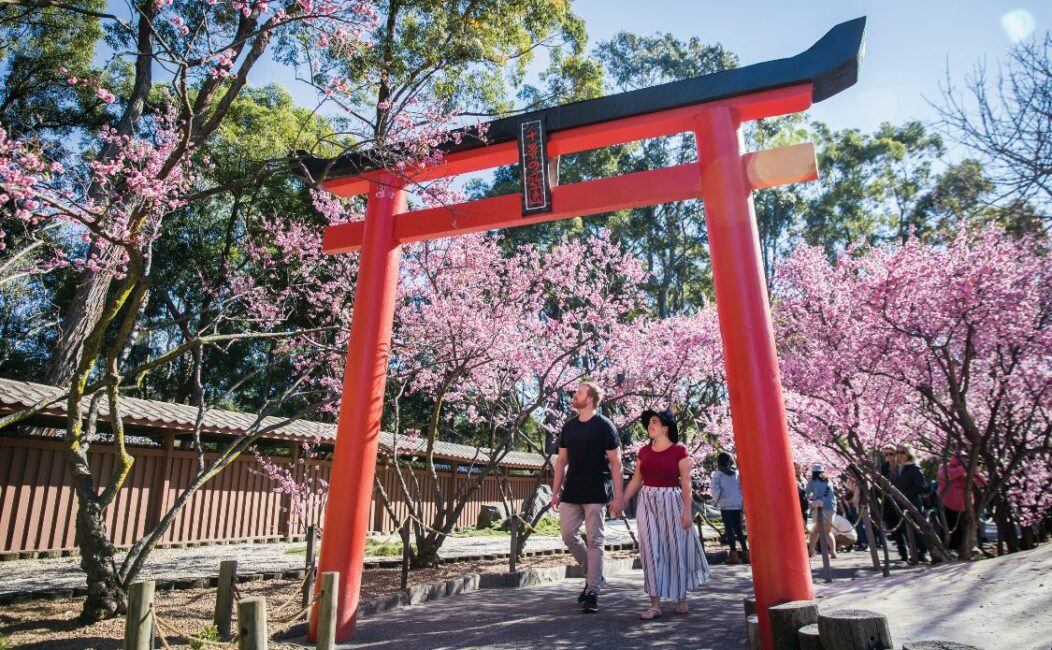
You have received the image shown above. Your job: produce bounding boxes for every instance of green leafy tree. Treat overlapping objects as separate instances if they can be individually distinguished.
[804,121,944,251]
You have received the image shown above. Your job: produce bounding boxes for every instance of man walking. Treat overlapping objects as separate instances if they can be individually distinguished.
[552,381,623,613]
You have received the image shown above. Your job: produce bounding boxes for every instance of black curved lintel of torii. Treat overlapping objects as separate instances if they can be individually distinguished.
[295,16,866,183]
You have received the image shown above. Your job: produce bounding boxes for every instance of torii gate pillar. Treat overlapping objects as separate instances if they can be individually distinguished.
[694,105,814,626]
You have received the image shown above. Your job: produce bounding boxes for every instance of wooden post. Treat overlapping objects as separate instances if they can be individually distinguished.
[124,580,155,650]
[303,525,317,609]
[797,623,821,650]
[868,488,892,577]
[905,515,919,563]
[817,507,833,583]
[400,518,411,592]
[743,595,757,618]
[860,498,881,572]
[215,560,238,638]
[238,597,267,650]
[817,609,893,650]
[768,600,819,650]
[316,572,339,650]
[746,614,761,650]
[509,515,518,573]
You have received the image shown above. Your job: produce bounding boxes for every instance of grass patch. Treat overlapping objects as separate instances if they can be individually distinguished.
[453,515,562,537]
[189,625,219,650]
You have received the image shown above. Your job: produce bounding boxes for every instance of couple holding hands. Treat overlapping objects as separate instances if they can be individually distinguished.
[551,382,711,620]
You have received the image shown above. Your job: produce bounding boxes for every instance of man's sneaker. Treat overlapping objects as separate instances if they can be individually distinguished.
[582,591,599,613]
[577,584,588,603]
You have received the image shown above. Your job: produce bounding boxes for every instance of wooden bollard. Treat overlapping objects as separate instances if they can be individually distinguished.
[124,580,155,650]
[746,614,760,650]
[742,595,757,618]
[238,596,267,650]
[509,515,519,573]
[215,559,238,638]
[315,572,339,650]
[902,642,982,650]
[769,600,819,650]
[817,609,892,650]
[303,525,318,609]
[797,623,821,650]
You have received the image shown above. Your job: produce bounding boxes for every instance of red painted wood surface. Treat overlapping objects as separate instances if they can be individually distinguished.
[694,106,814,649]
[310,175,407,642]
[319,85,812,198]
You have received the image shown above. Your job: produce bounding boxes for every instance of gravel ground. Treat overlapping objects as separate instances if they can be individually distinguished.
[0,551,638,649]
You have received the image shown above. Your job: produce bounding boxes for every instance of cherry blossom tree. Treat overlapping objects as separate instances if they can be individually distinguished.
[1,0,587,621]
[379,231,649,567]
[776,225,1051,558]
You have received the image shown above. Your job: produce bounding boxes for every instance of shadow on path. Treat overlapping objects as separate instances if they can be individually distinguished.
[343,566,753,649]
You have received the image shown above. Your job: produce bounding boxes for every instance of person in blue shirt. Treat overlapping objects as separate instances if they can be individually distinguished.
[806,464,837,558]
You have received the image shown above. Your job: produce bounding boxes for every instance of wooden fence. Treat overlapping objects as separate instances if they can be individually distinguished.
[0,435,540,554]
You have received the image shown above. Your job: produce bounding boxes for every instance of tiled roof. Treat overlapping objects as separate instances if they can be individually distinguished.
[0,377,547,469]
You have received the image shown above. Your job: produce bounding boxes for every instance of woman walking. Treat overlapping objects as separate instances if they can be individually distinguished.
[807,464,838,558]
[711,452,749,564]
[624,409,710,620]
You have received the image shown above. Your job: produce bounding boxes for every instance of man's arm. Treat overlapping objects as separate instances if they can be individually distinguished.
[552,447,568,512]
[607,448,624,517]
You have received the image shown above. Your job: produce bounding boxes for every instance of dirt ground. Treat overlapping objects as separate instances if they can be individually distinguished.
[0,551,636,650]
[814,542,1052,649]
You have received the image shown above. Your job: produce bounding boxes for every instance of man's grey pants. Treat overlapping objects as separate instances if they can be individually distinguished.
[559,502,607,593]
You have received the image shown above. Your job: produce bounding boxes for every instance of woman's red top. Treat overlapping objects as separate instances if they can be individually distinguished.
[638,443,688,487]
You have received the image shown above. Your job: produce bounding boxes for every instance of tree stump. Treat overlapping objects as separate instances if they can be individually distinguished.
[743,596,757,618]
[901,642,981,650]
[817,609,892,650]
[769,600,819,650]
[746,614,761,650]
[798,623,821,650]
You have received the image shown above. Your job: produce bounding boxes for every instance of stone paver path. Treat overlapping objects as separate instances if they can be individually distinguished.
[344,564,755,649]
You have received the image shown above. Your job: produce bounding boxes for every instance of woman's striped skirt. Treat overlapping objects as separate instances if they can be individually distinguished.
[637,486,711,600]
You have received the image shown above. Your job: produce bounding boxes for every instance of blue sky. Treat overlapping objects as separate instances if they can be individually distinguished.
[570,0,1045,133]
[240,0,1046,162]
[231,0,1046,180]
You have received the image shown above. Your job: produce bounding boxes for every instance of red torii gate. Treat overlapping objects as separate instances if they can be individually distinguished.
[300,17,865,649]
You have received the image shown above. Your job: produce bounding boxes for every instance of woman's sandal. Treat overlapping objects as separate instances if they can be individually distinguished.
[639,607,663,620]
[674,601,688,615]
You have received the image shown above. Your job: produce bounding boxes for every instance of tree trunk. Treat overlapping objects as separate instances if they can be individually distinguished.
[993,501,1019,554]
[959,508,978,559]
[46,262,115,385]
[411,535,442,569]
[76,497,126,621]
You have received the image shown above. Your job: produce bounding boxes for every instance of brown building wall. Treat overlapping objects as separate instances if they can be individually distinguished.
[0,435,541,554]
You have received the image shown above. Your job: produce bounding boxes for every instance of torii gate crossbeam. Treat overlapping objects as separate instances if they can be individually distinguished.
[299,17,866,650]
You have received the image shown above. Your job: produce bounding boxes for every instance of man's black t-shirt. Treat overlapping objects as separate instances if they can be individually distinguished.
[559,413,620,504]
